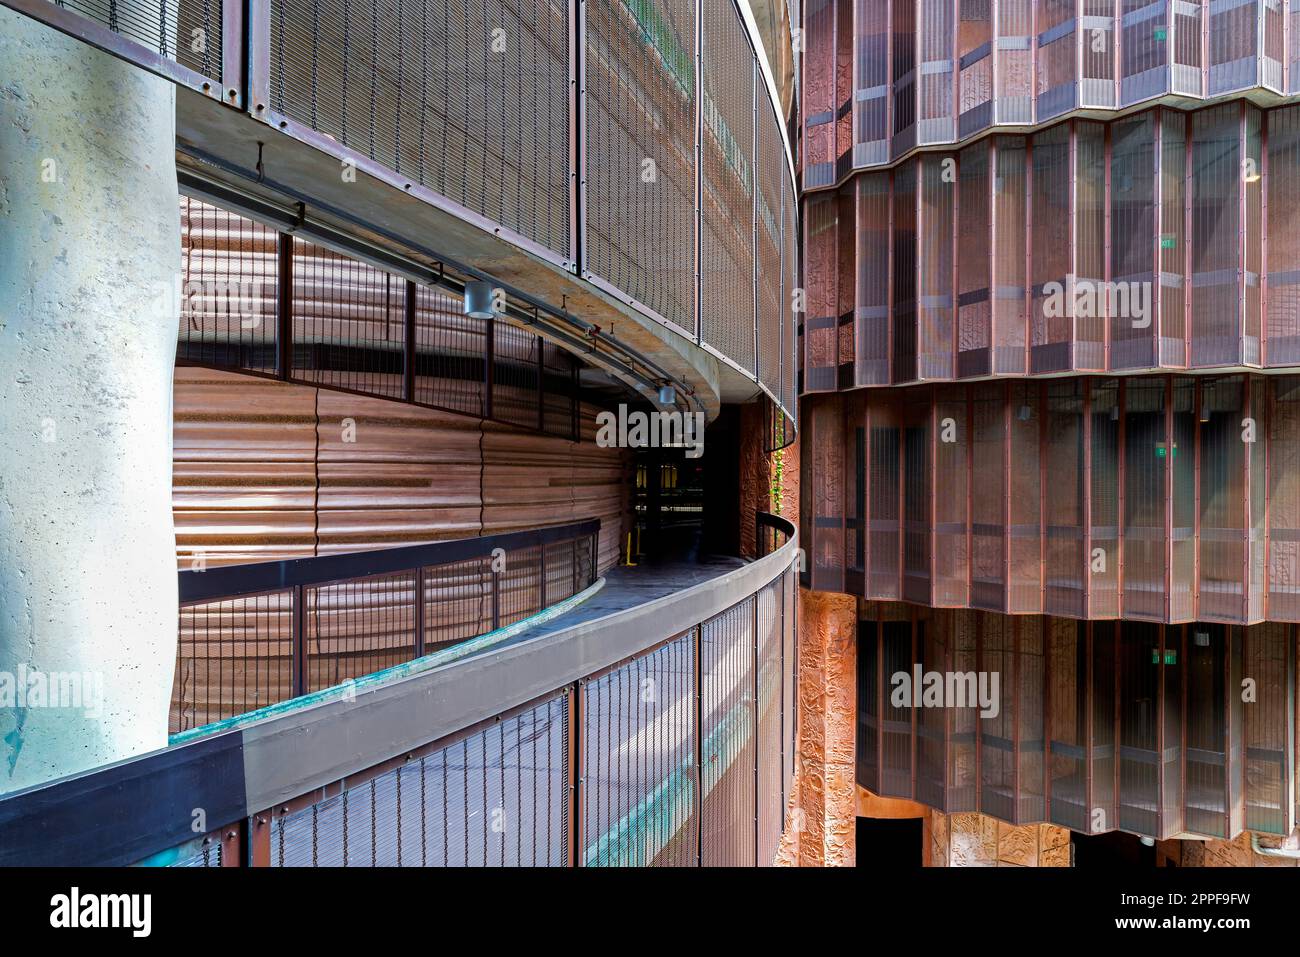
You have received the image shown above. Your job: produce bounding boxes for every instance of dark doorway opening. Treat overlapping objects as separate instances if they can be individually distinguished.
[855,816,924,870]
[1072,830,1156,869]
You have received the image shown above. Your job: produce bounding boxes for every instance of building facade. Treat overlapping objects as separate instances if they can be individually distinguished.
[799,0,1300,859]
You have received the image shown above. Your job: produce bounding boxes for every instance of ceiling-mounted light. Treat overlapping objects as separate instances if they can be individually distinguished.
[464,280,497,319]
[657,383,675,405]
[1017,404,1032,421]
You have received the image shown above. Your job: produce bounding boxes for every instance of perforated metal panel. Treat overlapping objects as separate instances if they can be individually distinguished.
[584,0,696,331]
[756,103,783,397]
[271,694,570,865]
[755,577,783,864]
[581,631,697,866]
[699,596,756,866]
[267,0,570,257]
[700,3,755,372]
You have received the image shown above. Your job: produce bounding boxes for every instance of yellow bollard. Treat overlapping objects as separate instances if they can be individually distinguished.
[624,531,638,567]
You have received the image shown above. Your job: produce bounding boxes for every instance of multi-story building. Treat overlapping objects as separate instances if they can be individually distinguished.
[798,0,1300,867]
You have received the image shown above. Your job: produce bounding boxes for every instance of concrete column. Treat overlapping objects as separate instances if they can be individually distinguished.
[0,10,180,792]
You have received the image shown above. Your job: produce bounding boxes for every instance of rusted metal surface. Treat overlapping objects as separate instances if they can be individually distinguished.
[803,0,1287,189]
[173,366,630,571]
[859,603,1300,843]
[803,374,1300,626]
[802,103,1300,390]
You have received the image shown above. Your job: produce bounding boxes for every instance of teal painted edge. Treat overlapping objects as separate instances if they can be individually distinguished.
[167,577,607,748]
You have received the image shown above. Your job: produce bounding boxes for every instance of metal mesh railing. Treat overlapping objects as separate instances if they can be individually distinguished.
[176,194,580,439]
[270,693,570,866]
[0,516,798,867]
[257,559,799,869]
[171,519,599,734]
[48,0,224,81]
[22,0,798,440]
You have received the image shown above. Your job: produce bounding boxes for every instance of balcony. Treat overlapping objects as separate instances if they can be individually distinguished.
[6,0,799,434]
[0,514,798,867]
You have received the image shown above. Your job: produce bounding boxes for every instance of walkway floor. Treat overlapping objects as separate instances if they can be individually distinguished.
[489,529,745,652]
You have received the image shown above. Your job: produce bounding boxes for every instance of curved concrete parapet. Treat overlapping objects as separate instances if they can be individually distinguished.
[0,516,799,865]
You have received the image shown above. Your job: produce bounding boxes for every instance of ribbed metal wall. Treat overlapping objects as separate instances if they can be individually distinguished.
[173,366,629,571]
[804,102,1300,390]
[805,375,1300,625]
[805,0,1292,183]
[858,603,1300,842]
[267,0,571,256]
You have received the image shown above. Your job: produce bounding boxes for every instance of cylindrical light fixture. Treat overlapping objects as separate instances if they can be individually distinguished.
[464,280,497,319]
[657,383,675,406]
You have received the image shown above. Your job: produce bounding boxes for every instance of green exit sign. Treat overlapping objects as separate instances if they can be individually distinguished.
[1155,27,1167,41]
[1156,442,1178,458]
[1151,649,1178,664]
[1161,234,1176,249]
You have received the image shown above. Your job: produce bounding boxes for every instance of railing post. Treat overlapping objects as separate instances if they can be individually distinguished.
[569,680,584,867]
[291,583,306,697]
[413,566,425,658]
[221,821,244,868]
[220,0,245,108]
[247,0,271,119]
[753,592,760,865]
[491,562,501,631]
[540,544,548,608]
[276,232,293,381]
[247,811,272,867]
[693,624,704,867]
[404,279,417,403]
[484,314,495,420]
[570,358,580,441]
[537,336,546,432]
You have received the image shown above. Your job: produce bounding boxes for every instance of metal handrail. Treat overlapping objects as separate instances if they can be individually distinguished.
[179,519,601,604]
[0,515,798,866]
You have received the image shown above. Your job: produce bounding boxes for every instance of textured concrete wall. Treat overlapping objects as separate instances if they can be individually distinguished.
[0,10,180,792]
[1172,833,1300,867]
[778,587,857,866]
[926,810,1072,867]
